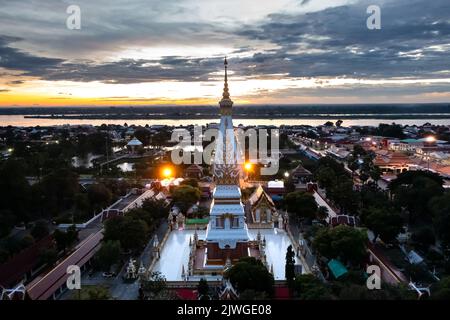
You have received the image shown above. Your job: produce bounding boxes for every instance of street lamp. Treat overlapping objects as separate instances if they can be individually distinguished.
[161,166,173,179]
[284,171,289,178]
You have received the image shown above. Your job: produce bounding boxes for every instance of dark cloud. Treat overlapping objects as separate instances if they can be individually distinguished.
[0,0,449,93]
[233,0,450,79]
[8,80,24,85]
[0,35,63,77]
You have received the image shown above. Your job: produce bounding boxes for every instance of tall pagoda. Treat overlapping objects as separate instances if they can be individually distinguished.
[204,58,250,266]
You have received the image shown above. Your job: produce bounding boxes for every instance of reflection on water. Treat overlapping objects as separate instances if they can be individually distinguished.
[117,162,134,172]
[1,115,450,127]
[71,153,101,168]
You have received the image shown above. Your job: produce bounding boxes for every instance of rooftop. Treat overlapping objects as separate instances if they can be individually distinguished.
[127,138,143,146]
[213,185,241,199]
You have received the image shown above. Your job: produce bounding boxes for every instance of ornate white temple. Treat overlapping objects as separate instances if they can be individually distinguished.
[152,59,307,281]
[204,58,250,265]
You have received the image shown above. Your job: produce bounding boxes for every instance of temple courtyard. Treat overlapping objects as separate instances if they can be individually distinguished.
[152,228,305,282]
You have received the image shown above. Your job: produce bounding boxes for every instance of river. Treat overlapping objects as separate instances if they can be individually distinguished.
[1,115,450,127]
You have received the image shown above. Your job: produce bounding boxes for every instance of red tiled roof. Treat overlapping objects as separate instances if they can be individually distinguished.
[330,215,359,227]
[0,235,54,288]
[374,152,410,167]
[26,230,103,300]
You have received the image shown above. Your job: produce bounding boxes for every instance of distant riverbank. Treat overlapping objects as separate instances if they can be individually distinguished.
[2,115,450,128]
[23,113,450,120]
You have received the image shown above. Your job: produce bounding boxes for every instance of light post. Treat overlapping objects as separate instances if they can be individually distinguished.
[244,162,253,182]
[424,136,436,171]
[161,166,173,179]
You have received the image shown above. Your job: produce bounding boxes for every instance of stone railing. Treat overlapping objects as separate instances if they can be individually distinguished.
[285,225,311,274]
[145,226,171,276]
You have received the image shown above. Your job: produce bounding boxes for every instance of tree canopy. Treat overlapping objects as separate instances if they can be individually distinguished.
[284,191,318,221]
[226,257,274,297]
[171,185,201,214]
[313,225,368,265]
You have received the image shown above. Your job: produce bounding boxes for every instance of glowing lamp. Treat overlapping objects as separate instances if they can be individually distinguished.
[162,167,173,178]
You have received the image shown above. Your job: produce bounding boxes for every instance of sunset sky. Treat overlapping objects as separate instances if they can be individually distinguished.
[1,0,450,107]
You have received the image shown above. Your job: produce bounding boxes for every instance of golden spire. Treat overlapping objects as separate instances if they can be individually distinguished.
[222,57,230,100]
[219,57,233,113]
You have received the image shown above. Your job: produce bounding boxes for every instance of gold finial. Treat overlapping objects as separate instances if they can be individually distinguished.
[222,57,230,100]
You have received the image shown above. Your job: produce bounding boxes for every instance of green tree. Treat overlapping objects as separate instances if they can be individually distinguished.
[0,210,15,238]
[171,185,201,214]
[315,167,337,190]
[293,274,332,300]
[317,206,329,221]
[226,257,274,297]
[429,193,450,254]
[53,225,79,253]
[328,179,359,214]
[77,286,111,300]
[104,216,149,252]
[31,219,50,239]
[180,178,199,188]
[141,271,168,299]
[390,171,443,222]
[40,168,79,216]
[197,278,210,299]
[141,198,169,221]
[411,227,436,250]
[0,160,32,223]
[284,191,318,222]
[20,234,35,249]
[87,183,112,212]
[432,276,450,300]
[313,225,368,265]
[376,123,405,139]
[39,247,58,267]
[362,207,403,243]
[95,240,121,272]
[133,128,151,146]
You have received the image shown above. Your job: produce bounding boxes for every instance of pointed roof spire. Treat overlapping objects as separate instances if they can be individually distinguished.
[222,57,230,100]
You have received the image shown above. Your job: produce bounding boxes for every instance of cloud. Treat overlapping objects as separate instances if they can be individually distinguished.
[0,35,63,77]
[7,80,24,85]
[0,0,449,102]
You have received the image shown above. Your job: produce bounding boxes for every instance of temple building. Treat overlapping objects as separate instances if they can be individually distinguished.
[152,59,308,282]
[189,58,261,274]
[245,185,284,229]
